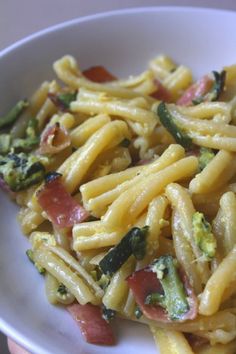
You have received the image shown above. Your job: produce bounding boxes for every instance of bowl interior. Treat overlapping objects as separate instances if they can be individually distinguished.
[0,7,236,354]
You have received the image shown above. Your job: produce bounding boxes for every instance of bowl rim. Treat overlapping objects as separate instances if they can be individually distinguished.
[1,5,236,58]
[1,5,236,353]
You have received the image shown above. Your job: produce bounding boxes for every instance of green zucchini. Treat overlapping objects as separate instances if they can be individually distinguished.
[157,102,192,148]
[99,226,149,276]
[0,99,28,129]
[148,255,189,321]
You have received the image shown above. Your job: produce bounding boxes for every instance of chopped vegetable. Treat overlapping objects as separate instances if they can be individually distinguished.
[150,256,190,320]
[39,122,71,155]
[177,75,213,106]
[102,305,116,322]
[178,71,226,106]
[157,102,192,148]
[56,283,75,304]
[37,172,89,228]
[83,66,117,83]
[0,134,11,154]
[120,138,131,147]
[67,303,116,345]
[26,249,45,274]
[200,70,226,103]
[127,256,197,323]
[134,306,143,319]
[98,273,110,290]
[15,118,39,151]
[192,212,216,259]
[198,147,215,171]
[0,99,28,129]
[0,152,45,191]
[0,119,39,154]
[99,226,149,276]
[48,91,77,111]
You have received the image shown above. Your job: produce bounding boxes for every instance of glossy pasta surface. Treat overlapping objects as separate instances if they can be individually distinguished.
[1,54,236,354]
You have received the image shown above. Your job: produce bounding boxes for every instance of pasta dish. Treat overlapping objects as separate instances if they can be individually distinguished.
[0,54,236,354]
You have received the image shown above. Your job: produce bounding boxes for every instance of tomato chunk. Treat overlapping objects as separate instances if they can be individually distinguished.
[83,66,117,83]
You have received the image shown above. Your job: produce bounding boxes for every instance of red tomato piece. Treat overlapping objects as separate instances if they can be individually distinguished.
[68,303,116,345]
[83,66,117,83]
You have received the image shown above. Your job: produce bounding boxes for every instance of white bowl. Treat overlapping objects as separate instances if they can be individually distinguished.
[0,7,236,354]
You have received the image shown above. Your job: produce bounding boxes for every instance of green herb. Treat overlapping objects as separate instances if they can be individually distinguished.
[102,305,116,322]
[120,138,131,148]
[134,306,143,319]
[198,147,215,171]
[26,249,45,274]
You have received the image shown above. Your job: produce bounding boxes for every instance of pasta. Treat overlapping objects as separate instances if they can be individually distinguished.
[1,53,236,353]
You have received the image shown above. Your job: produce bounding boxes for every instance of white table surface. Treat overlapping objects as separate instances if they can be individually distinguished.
[0,1,236,353]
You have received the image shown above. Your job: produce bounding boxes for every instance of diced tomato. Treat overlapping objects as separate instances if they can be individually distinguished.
[37,174,89,228]
[83,66,117,83]
[177,75,213,106]
[127,266,197,323]
[39,123,71,155]
[151,79,172,102]
[68,303,116,345]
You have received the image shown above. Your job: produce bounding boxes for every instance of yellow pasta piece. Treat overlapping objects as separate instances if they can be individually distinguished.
[34,246,99,305]
[196,339,236,354]
[149,55,177,80]
[218,192,236,254]
[73,229,127,251]
[53,55,155,101]
[70,114,111,147]
[103,156,198,230]
[172,211,202,294]
[178,101,232,123]
[47,112,75,130]
[145,195,169,258]
[58,120,130,193]
[83,144,185,215]
[199,246,236,315]
[102,257,135,311]
[17,207,44,235]
[139,309,236,333]
[166,183,210,285]
[45,272,75,305]
[163,65,192,99]
[35,80,60,130]
[150,327,195,354]
[189,150,236,194]
[71,88,157,136]
[48,245,104,298]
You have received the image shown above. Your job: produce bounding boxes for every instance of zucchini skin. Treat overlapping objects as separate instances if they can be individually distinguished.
[157,102,192,149]
[99,226,148,276]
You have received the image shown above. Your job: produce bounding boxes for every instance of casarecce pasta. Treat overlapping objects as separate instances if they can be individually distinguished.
[1,53,236,354]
